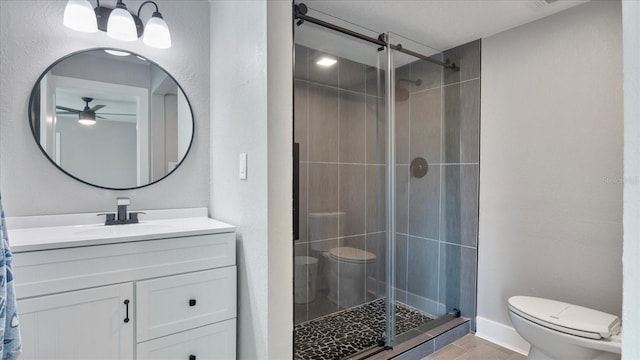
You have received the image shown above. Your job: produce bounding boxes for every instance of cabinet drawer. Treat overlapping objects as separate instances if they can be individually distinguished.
[137,320,236,360]
[15,232,236,299]
[136,267,236,342]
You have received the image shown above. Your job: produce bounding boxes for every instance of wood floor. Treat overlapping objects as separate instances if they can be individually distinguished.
[422,335,527,360]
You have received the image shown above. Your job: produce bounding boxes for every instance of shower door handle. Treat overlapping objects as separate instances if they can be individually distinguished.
[293,142,300,241]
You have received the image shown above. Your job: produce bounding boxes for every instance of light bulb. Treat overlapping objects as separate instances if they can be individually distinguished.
[143,13,171,49]
[107,5,137,41]
[316,57,337,67]
[63,0,98,33]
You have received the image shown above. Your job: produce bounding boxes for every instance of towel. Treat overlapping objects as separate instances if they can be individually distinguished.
[0,194,21,359]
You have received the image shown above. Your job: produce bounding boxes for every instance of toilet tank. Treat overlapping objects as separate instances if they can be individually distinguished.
[308,212,344,252]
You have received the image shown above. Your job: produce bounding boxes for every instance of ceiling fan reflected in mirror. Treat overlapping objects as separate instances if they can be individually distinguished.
[56,97,134,125]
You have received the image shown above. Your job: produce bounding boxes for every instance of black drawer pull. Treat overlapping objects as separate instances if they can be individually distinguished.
[189,299,197,307]
[124,299,130,323]
[189,355,196,360]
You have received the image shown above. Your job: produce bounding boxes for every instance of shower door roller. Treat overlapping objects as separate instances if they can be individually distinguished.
[410,157,428,178]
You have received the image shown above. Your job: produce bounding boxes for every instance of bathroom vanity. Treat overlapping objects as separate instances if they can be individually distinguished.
[7,208,236,359]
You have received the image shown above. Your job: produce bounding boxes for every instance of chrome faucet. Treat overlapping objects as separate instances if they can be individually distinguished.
[98,197,145,225]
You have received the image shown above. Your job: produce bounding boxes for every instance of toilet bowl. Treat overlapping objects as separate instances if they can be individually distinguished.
[308,212,377,308]
[324,246,376,308]
[508,296,621,360]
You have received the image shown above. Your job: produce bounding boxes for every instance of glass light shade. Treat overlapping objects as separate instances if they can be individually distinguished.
[63,0,98,33]
[143,15,171,49]
[78,112,96,125]
[107,7,137,42]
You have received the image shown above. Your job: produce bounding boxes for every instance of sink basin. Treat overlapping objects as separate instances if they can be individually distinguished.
[73,223,170,237]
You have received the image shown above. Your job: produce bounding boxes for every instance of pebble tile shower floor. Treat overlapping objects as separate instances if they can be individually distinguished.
[294,298,434,360]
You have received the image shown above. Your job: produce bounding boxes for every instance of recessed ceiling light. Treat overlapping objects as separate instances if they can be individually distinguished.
[316,57,337,67]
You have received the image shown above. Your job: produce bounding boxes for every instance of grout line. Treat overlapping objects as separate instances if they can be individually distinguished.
[302,161,385,166]
[300,161,478,166]
[437,64,444,310]
[432,163,479,166]
[441,77,481,88]
[398,233,439,244]
[302,232,386,245]
[296,78,373,98]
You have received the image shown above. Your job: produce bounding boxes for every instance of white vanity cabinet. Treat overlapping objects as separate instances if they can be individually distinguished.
[11,217,237,360]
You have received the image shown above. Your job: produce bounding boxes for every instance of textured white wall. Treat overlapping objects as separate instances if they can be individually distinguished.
[0,0,210,215]
[266,1,293,358]
[478,0,623,342]
[622,1,640,358]
[210,1,292,358]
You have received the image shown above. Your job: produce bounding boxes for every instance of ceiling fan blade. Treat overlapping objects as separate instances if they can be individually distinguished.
[56,105,81,113]
[97,112,136,116]
[96,115,107,119]
[90,104,106,112]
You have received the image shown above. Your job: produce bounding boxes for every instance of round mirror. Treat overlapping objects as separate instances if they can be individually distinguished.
[28,48,194,190]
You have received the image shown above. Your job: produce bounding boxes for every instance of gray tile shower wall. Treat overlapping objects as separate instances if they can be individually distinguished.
[444,80,480,163]
[394,39,480,329]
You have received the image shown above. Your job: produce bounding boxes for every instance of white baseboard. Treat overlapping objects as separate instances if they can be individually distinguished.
[476,316,530,355]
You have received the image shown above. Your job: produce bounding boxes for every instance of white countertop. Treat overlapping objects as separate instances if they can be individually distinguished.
[6,208,235,253]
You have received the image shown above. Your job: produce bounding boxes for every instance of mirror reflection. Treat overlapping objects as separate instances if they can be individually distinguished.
[29,48,193,189]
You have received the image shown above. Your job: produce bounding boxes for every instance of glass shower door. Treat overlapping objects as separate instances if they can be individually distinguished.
[293,8,390,359]
[386,32,480,347]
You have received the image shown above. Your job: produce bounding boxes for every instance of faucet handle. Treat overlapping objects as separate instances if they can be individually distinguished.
[128,211,146,222]
[97,213,116,224]
[117,197,130,206]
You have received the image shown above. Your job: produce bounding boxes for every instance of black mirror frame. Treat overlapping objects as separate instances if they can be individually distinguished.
[28,47,195,191]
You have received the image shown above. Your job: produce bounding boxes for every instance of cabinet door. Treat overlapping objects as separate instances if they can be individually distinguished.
[137,320,236,360]
[18,282,134,359]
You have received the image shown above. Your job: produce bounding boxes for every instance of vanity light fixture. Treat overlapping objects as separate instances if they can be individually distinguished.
[63,0,171,49]
[316,56,337,67]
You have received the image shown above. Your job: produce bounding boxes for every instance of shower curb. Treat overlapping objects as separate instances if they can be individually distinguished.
[361,317,471,360]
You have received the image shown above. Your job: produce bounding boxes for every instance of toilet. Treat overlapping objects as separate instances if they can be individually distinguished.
[308,212,377,308]
[508,296,622,360]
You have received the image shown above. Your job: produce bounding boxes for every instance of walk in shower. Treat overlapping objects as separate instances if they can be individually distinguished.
[292,4,481,358]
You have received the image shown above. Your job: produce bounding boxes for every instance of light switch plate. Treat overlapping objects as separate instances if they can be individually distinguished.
[239,153,247,180]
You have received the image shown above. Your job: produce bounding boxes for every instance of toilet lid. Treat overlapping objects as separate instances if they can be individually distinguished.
[508,296,621,340]
[329,247,376,263]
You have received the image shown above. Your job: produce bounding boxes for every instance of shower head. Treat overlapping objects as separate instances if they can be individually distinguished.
[395,78,422,102]
[398,78,422,87]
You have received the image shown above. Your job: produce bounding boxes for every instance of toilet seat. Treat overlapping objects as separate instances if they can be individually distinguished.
[508,296,621,340]
[328,246,376,264]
